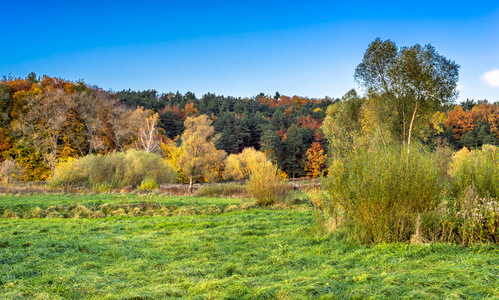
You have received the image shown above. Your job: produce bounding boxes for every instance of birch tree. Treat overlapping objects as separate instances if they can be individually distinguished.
[355,39,459,154]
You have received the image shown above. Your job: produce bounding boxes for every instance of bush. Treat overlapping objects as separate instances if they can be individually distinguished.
[324,145,442,243]
[451,185,499,245]
[450,145,499,198]
[246,161,289,206]
[51,150,177,191]
[138,178,159,191]
[418,184,499,246]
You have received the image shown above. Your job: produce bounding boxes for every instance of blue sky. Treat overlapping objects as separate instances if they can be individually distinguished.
[1,1,498,102]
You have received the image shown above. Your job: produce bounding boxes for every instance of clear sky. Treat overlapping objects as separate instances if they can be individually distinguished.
[1,1,498,102]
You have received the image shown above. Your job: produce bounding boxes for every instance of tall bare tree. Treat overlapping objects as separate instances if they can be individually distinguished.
[130,106,161,153]
[13,89,75,178]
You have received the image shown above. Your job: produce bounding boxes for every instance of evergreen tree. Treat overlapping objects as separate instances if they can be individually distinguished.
[284,124,305,179]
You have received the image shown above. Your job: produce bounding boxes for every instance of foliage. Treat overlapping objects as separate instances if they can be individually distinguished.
[51,150,177,190]
[304,141,327,178]
[321,89,366,159]
[324,145,442,243]
[355,38,459,151]
[177,115,227,192]
[282,124,306,178]
[1,73,337,181]
[137,178,159,191]
[8,141,51,181]
[444,105,477,140]
[223,147,269,181]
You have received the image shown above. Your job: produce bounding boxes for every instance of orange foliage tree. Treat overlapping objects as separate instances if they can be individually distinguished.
[471,102,499,138]
[444,106,477,140]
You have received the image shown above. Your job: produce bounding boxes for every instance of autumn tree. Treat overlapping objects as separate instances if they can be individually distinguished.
[13,89,75,178]
[72,90,106,155]
[471,102,499,138]
[130,107,161,153]
[101,99,134,151]
[304,132,327,178]
[355,38,459,153]
[223,147,269,181]
[444,105,477,141]
[177,115,226,193]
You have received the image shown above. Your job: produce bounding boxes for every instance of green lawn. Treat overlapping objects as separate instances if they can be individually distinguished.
[0,195,499,299]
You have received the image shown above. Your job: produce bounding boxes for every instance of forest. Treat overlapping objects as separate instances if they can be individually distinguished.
[0,68,498,184]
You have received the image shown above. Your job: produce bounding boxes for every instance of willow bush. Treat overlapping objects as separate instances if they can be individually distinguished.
[324,145,442,243]
[51,150,177,191]
[246,161,289,206]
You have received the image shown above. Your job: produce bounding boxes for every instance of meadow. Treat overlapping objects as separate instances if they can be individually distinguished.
[1,194,499,299]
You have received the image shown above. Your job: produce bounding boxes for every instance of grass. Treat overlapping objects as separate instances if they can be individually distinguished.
[0,196,498,299]
[0,193,242,208]
[0,193,246,218]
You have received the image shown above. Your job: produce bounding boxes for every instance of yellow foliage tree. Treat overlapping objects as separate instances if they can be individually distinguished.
[161,138,187,183]
[223,147,269,181]
[177,115,226,192]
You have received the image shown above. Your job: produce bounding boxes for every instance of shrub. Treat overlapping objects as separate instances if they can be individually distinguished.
[51,157,88,188]
[450,145,499,198]
[138,178,159,191]
[246,161,289,206]
[51,150,177,190]
[451,185,499,245]
[324,145,442,243]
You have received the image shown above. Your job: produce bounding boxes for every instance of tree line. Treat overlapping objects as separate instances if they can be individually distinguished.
[0,38,498,183]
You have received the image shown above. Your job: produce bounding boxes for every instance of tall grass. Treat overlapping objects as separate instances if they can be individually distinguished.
[324,145,442,243]
[51,150,177,191]
[450,145,499,198]
[246,161,289,206]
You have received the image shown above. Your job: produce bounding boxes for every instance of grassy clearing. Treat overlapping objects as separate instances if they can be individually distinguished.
[0,206,498,299]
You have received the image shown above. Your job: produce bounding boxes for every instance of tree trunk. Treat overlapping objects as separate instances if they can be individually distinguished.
[189,177,193,194]
[402,112,406,147]
[51,134,58,179]
[407,101,419,155]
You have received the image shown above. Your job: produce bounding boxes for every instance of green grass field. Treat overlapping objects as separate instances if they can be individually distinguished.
[1,194,499,299]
